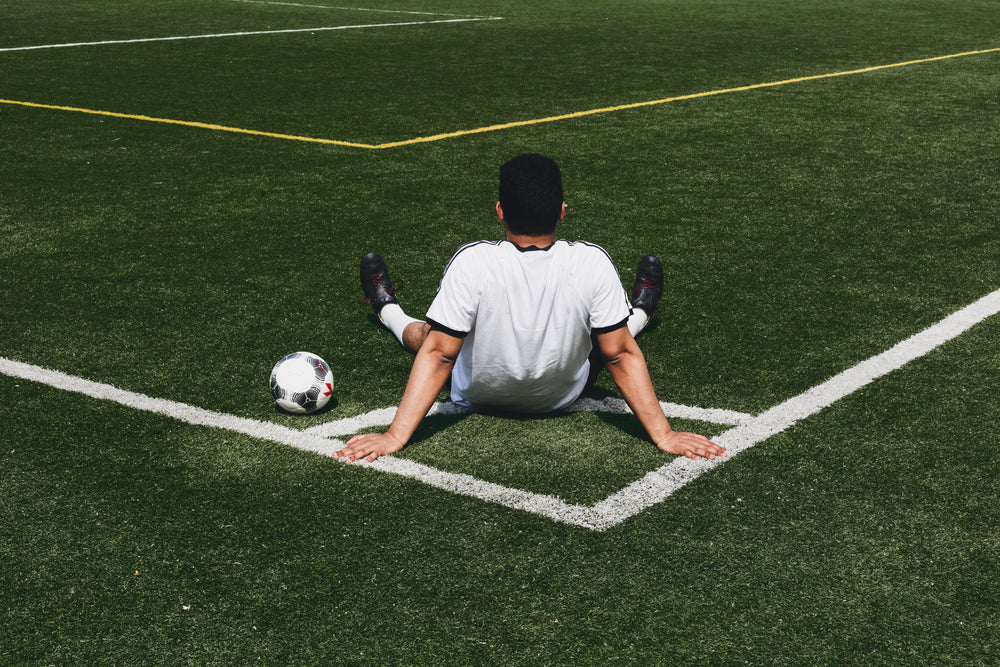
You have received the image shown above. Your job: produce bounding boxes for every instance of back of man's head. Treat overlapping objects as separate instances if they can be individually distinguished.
[498,154,564,237]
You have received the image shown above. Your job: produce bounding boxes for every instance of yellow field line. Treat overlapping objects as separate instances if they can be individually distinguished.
[376,47,1000,148]
[2,46,997,149]
[0,99,379,148]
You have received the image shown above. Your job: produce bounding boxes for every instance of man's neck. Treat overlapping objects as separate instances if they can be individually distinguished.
[506,231,557,250]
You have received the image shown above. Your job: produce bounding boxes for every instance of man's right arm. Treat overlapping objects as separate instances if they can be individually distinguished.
[335,329,463,463]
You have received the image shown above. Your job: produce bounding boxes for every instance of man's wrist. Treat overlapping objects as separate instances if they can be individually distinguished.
[652,426,675,447]
[384,429,408,450]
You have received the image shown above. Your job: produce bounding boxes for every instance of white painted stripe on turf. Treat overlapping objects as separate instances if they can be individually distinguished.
[0,357,345,457]
[229,0,494,17]
[304,400,472,437]
[567,396,753,425]
[658,401,753,426]
[0,17,503,52]
[588,286,1000,529]
[365,456,593,524]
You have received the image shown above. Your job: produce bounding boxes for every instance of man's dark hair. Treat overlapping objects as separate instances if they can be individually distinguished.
[498,154,564,236]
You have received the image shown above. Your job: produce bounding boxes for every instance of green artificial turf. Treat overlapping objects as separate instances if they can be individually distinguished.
[2,0,999,663]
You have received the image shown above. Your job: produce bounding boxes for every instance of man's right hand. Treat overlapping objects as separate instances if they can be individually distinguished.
[334,432,406,464]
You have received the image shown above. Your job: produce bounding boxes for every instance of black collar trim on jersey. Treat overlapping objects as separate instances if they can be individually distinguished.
[510,241,555,252]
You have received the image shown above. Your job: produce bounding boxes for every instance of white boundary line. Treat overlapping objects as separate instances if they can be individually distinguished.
[3,286,999,530]
[229,0,493,17]
[590,287,1000,527]
[0,358,345,457]
[0,17,502,53]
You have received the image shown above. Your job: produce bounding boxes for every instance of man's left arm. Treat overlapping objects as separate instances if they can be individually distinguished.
[596,327,727,461]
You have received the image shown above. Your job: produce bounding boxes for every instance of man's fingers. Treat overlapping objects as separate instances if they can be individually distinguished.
[334,439,370,463]
[336,448,378,464]
[335,433,403,463]
[697,442,728,459]
[689,442,727,460]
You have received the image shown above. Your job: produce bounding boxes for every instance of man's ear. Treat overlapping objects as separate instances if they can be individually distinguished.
[496,201,504,221]
[560,202,566,221]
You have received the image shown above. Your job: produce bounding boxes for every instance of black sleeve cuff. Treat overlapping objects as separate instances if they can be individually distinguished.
[591,318,629,336]
[427,318,470,339]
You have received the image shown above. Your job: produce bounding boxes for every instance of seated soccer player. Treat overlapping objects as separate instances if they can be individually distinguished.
[335,154,725,464]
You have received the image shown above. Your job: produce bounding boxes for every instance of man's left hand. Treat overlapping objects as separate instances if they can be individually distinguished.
[656,431,727,461]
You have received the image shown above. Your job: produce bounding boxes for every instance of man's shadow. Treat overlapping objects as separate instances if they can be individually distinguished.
[401,392,649,452]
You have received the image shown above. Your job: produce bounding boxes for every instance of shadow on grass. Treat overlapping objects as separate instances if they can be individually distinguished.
[272,396,339,417]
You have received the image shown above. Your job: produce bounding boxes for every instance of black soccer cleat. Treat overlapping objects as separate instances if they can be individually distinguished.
[631,254,664,316]
[360,251,400,315]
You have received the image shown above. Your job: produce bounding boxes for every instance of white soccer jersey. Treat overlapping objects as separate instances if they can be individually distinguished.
[425,239,632,413]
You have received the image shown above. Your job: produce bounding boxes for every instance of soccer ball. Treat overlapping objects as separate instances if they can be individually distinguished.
[269,351,334,414]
